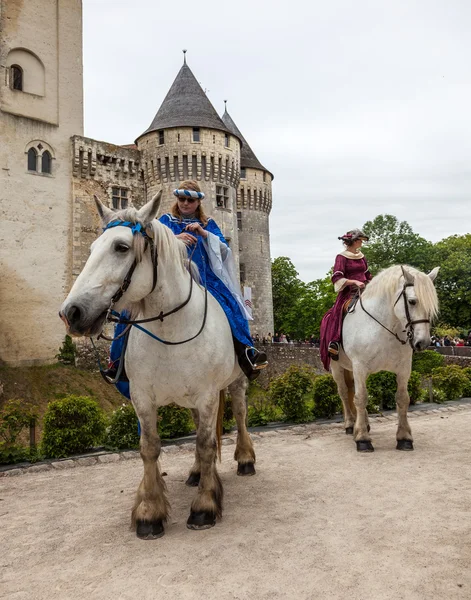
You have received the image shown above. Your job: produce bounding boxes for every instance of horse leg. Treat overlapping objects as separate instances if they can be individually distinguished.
[331,363,355,434]
[131,403,169,539]
[343,368,357,434]
[187,396,223,530]
[353,370,374,452]
[186,409,201,486]
[395,371,414,451]
[228,375,255,476]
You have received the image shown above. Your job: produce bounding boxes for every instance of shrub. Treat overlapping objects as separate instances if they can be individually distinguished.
[222,394,235,433]
[407,371,423,405]
[366,370,426,410]
[461,367,471,398]
[105,403,140,450]
[158,404,194,439]
[42,395,106,458]
[431,388,447,404]
[56,335,77,365]
[367,371,397,411]
[269,365,314,423]
[412,350,445,375]
[431,365,469,402]
[311,375,342,419]
[0,400,38,464]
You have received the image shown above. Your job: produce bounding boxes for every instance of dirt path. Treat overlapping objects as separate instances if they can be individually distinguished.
[1,407,471,600]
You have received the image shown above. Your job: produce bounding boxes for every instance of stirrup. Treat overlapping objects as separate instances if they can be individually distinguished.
[328,342,340,361]
[246,347,268,371]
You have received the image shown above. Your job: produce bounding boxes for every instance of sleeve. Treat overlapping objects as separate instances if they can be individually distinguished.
[331,255,348,293]
[202,219,252,321]
[364,258,372,282]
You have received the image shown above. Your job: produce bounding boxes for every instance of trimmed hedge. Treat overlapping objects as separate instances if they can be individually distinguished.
[412,350,445,375]
[158,404,194,439]
[269,365,314,423]
[42,395,107,458]
[105,403,140,450]
[312,375,342,419]
[431,365,469,402]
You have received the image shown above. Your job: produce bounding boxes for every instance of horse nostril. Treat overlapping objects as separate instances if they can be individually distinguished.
[66,305,82,326]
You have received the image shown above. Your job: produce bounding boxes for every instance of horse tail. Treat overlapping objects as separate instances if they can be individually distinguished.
[217,389,225,461]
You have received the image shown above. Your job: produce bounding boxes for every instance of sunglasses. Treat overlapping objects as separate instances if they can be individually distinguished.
[178,197,199,204]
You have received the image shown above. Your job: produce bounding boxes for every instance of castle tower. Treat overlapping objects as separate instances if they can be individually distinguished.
[222,108,274,337]
[135,57,242,251]
[0,0,84,365]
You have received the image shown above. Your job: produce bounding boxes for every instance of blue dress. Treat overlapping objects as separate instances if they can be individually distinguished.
[109,213,253,400]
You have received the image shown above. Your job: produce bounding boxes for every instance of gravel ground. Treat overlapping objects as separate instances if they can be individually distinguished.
[1,406,471,600]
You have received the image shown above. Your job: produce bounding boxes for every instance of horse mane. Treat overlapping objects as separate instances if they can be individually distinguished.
[362,264,439,319]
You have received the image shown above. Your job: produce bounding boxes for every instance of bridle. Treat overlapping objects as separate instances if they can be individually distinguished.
[94,219,208,346]
[358,279,430,349]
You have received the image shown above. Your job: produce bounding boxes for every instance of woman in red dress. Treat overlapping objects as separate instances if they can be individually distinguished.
[320,229,372,370]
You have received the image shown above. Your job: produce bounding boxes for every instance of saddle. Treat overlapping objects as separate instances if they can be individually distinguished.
[342,290,360,317]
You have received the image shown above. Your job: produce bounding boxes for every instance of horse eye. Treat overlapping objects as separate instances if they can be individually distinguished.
[115,243,130,253]
[408,299,417,306]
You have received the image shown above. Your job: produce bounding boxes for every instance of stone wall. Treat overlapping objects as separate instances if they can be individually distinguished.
[0,0,83,366]
[237,167,274,337]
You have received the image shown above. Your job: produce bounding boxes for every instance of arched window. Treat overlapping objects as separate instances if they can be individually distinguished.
[41,150,52,174]
[11,65,23,91]
[27,147,37,171]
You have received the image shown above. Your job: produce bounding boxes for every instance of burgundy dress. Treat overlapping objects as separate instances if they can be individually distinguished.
[320,253,372,371]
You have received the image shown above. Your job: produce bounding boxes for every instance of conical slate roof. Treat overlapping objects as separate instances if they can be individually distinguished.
[222,108,273,180]
[137,63,236,141]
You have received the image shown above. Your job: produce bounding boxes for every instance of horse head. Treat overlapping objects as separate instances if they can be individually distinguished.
[393,265,440,351]
[59,192,162,336]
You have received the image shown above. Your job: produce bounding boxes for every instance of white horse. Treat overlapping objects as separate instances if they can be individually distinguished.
[59,192,256,539]
[331,264,439,452]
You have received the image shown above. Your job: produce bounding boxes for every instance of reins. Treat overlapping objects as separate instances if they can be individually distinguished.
[90,219,209,380]
[357,278,430,349]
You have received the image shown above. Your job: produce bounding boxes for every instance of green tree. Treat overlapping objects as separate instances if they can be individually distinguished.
[290,273,336,339]
[432,234,471,328]
[271,257,304,335]
[362,214,434,274]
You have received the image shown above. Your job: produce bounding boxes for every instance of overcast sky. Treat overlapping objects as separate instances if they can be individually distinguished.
[83,0,471,282]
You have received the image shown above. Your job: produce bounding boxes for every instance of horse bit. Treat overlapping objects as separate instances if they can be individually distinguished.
[358,279,430,349]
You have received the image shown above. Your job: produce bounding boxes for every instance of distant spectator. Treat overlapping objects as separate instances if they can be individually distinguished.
[444,336,452,347]
[273,332,280,343]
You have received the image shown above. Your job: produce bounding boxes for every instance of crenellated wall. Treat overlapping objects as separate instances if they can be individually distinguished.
[138,127,241,256]
[71,135,146,279]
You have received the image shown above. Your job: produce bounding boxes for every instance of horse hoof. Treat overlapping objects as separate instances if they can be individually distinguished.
[185,472,201,487]
[187,510,216,530]
[237,462,256,476]
[356,440,374,452]
[345,427,354,435]
[136,519,165,540]
[396,439,414,451]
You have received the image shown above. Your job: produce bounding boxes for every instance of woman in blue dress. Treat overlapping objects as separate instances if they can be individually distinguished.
[106,180,267,394]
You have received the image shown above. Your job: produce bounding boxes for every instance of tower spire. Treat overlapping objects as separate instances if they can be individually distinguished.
[183,49,187,64]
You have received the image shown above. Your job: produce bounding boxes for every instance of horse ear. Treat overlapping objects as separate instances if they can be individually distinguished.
[94,195,114,223]
[401,265,415,285]
[428,267,440,282]
[136,190,162,224]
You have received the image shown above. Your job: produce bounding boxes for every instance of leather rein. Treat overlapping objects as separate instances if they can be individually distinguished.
[95,220,208,346]
[358,281,430,349]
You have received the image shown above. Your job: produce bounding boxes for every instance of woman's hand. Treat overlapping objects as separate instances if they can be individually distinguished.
[348,279,365,289]
[176,232,197,246]
[185,223,208,238]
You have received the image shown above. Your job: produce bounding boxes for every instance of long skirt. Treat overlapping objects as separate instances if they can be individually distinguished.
[320,287,351,371]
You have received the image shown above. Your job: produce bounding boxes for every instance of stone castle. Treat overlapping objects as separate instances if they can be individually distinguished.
[0,0,274,366]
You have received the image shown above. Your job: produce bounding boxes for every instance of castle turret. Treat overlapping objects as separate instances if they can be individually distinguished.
[136,57,242,251]
[222,107,274,337]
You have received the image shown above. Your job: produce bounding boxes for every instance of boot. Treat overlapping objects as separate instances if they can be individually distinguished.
[233,337,268,381]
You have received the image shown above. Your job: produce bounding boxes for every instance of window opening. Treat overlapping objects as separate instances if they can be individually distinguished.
[237,211,242,231]
[41,151,52,174]
[240,167,246,179]
[158,130,165,145]
[112,187,128,209]
[27,148,37,171]
[216,186,229,208]
[11,65,23,91]
[225,134,230,148]
[193,128,200,142]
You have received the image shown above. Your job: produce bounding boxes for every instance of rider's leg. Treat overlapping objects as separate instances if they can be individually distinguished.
[232,337,268,381]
